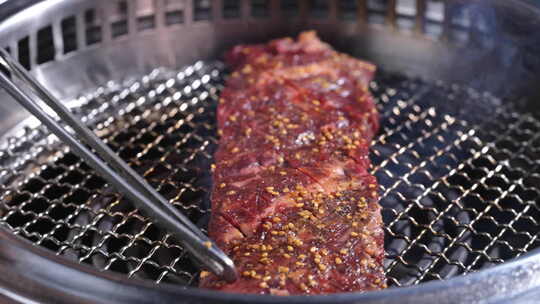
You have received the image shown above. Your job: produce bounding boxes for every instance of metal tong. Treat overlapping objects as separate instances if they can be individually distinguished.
[0,49,237,282]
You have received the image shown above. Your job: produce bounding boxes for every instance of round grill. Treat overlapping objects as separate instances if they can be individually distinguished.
[1,0,540,303]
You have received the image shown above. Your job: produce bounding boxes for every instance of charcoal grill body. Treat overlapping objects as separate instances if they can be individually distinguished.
[1,1,540,303]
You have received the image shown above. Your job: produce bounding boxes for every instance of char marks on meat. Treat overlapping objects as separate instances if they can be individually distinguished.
[200,31,386,295]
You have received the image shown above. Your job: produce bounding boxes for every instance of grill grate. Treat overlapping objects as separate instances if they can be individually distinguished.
[0,61,539,288]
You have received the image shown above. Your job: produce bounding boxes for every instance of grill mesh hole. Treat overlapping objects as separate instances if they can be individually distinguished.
[308,0,328,19]
[223,0,241,19]
[194,0,212,21]
[36,25,55,64]
[111,1,129,38]
[339,0,359,20]
[137,15,156,31]
[85,9,102,45]
[281,0,299,17]
[17,36,30,70]
[251,0,269,18]
[61,16,78,54]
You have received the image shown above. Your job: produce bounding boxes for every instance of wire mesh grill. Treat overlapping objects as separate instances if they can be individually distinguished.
[0,61,539,288]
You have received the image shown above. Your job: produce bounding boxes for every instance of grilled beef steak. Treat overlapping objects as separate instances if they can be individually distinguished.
[200,31,386,294]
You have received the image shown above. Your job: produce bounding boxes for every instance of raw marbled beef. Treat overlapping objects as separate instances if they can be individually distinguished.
[200,31,386,295]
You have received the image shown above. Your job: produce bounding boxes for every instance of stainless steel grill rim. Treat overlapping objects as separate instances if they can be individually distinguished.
[1,0,540,303]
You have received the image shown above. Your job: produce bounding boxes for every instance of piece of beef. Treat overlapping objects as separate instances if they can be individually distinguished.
[200,31,386,295]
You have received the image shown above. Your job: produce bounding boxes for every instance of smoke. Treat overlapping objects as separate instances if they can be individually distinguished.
[454,0,540,101]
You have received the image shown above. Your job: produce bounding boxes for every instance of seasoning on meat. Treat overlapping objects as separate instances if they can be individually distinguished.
[200,31,386,295]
